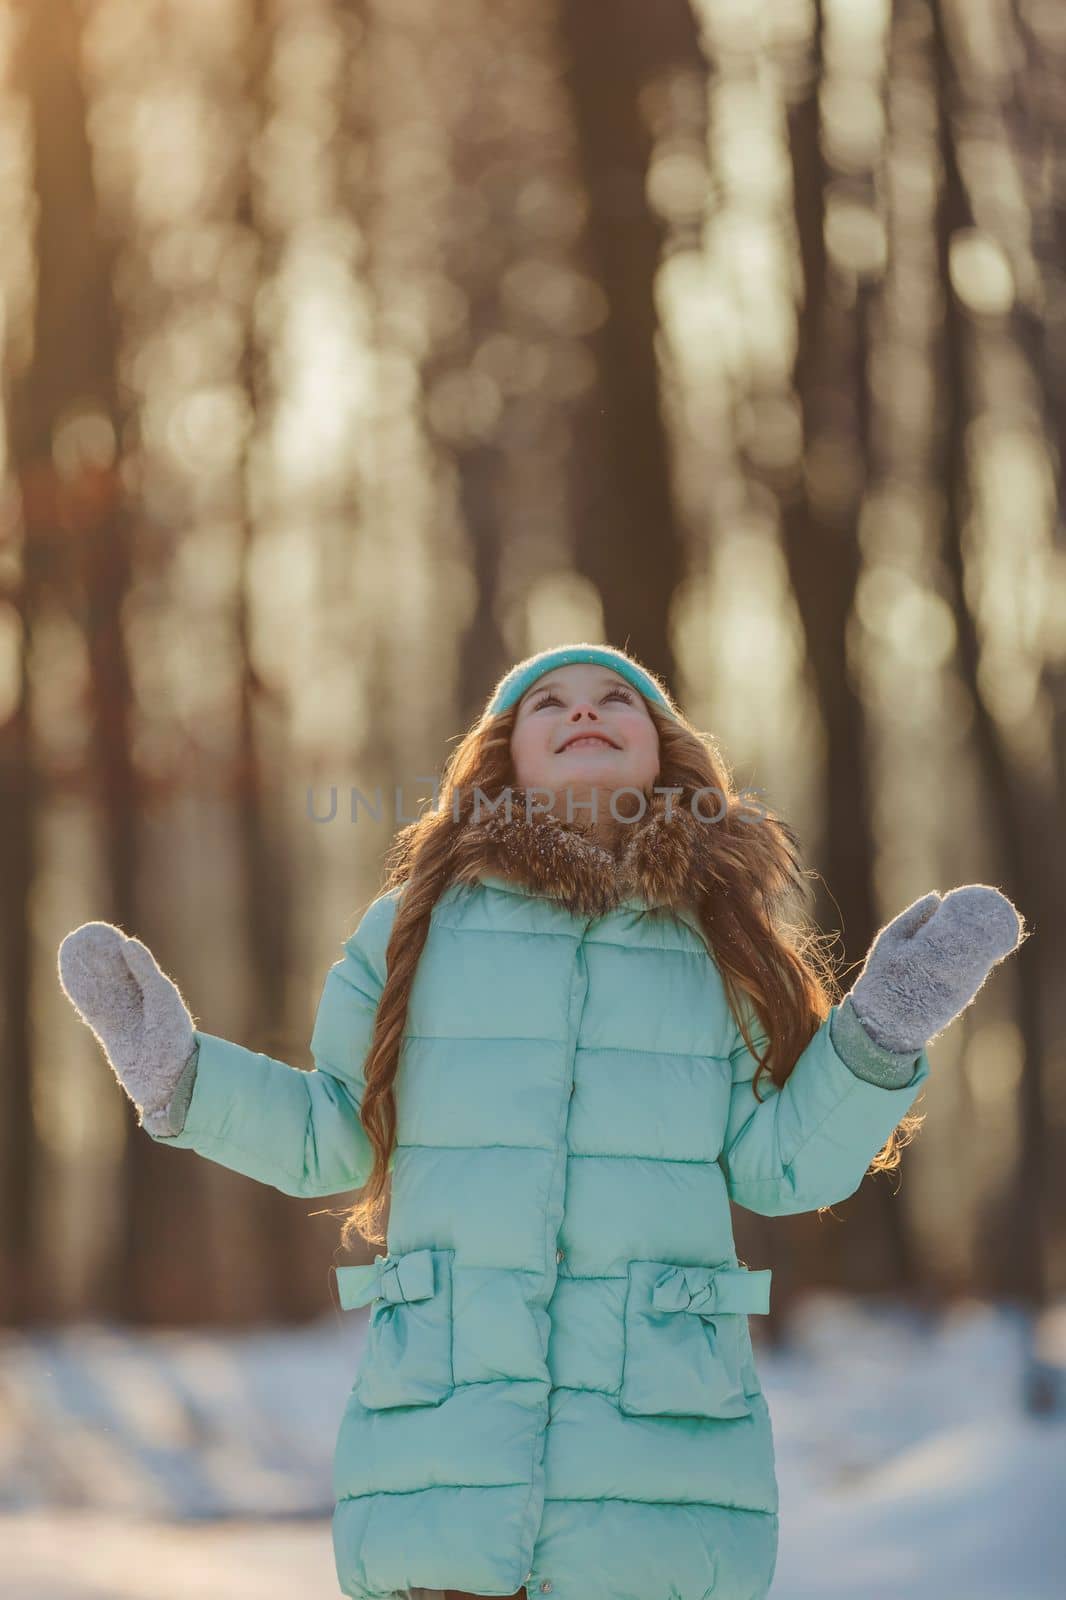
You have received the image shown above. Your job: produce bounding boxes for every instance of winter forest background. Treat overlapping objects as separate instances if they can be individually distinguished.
[1,0,1064,1596]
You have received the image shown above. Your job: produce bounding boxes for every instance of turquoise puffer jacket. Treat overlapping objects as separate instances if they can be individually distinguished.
[150,871,930,1600]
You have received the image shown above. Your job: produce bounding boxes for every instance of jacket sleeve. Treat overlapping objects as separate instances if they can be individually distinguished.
[144,889,400,1198]
[718,995,931,1216]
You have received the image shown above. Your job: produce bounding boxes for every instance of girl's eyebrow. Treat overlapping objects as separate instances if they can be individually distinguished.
[518,675,626,710]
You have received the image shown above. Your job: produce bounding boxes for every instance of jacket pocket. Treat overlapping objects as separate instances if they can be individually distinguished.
[618,1258,771,1420]
[335,1246,455,1409]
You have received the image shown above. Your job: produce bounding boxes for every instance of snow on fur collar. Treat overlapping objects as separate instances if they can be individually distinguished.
[448,786,720,921]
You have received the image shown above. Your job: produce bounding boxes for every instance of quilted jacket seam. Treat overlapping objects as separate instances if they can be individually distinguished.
[576,1043,732,1060]
[396,1140,559,1152]
[581,935,706,954]
[429,922,584,941]
[403,1036,729,1060]
[541,1493,779,1516]
[336,1482,530,1499]
[402,1033,569,1044]
[568,1151,724,1164]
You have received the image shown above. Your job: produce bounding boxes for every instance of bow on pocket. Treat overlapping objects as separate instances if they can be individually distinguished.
[650,1263,772,1316]
[619,1259,772,1420]
[335,1246,455,1409]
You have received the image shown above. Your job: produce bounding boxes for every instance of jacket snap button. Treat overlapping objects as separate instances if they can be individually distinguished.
[539,1583,553,1594]
[556,1248,565,1263]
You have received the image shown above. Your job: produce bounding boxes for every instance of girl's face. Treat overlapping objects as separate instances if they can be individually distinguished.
[510,662,660,803]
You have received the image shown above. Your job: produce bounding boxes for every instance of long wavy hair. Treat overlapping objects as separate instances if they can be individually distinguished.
[338,697,924,1248]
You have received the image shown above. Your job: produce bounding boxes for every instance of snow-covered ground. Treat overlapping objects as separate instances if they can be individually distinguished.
[1,1294,1064,1599]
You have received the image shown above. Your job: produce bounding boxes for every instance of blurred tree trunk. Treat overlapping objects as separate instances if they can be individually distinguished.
[431,163,512,720]
[0,591,33,1316]
[1009,0,1066,566]
[0,293,34,1320]
[779,0,877,1094]
[408,5,533,722]
[930,0,1050,1337]
[6,0,173,1322]
[557,0,700,686]
[228,0,310,1325]
[752,0,918,1297]
[1007,0,1066,1257]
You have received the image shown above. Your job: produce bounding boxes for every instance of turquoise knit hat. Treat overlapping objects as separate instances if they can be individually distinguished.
[485,643,680,720]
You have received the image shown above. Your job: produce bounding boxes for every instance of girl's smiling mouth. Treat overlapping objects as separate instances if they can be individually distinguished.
[557,734,621,753]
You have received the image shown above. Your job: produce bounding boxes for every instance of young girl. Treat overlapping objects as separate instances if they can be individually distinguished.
[59,642,1024,1600]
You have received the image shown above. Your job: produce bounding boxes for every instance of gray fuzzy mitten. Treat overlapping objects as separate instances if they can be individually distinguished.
[846,885,1025,1055]
[58,921,200,1136]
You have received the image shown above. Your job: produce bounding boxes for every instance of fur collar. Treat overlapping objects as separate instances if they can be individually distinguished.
[448,786,718,921]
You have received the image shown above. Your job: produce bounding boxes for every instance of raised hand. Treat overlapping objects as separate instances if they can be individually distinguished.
[847,886,1026,1054]
[57,921,199,1126]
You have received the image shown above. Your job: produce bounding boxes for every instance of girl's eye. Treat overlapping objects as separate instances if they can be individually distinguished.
[531,687,634,711]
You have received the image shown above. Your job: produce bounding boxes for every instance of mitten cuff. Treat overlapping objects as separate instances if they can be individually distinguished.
[141,1039,201,1137]
[831,995,924,1088]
